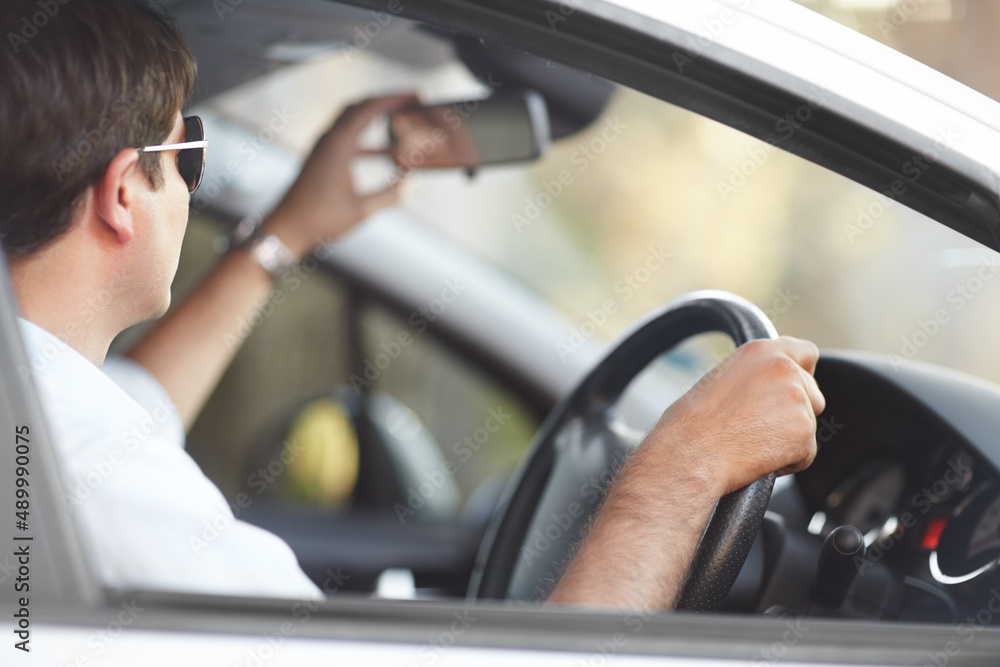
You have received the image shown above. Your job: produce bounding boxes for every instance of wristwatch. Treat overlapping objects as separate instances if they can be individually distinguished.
[243,230,296,280]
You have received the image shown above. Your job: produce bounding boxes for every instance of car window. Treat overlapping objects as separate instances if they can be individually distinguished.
[401,87,999,386]
[165,36,1000,391]
[109,0,1000,605]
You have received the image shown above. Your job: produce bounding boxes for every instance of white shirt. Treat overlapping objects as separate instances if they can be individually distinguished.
[20,318,322,599]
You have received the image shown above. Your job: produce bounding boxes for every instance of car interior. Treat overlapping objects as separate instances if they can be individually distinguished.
[103,0,1000,625]
[7,1,1000,662]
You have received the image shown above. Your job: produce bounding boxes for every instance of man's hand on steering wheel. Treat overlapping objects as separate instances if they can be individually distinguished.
[647,336,825,497]
[547,336,825,610]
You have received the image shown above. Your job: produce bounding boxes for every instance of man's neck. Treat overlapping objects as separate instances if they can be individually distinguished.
[8,239,126,367]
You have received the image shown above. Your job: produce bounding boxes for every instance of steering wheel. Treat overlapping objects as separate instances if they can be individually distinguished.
[469,290,778,611]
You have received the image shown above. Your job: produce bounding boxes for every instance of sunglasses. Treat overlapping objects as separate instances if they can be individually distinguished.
[140,116,208,193]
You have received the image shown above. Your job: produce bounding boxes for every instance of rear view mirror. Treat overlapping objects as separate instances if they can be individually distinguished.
[389,90,550,171]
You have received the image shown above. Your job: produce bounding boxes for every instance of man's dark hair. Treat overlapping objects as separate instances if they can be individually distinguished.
[0,0,197,258]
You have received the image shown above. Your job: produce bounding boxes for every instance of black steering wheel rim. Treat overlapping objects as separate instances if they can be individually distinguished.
[468,290,778,611]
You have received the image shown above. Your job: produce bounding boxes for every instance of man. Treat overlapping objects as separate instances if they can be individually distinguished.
[0,0,823,608]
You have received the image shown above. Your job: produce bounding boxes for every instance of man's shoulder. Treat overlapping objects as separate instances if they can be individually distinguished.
[18,318,155,447]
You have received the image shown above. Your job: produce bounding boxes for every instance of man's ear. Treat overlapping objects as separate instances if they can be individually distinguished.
[95,148,142,245]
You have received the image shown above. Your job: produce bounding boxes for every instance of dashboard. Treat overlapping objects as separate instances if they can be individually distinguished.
[783,351,1000,624]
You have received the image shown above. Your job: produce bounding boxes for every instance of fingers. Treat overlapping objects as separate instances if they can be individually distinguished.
[336,93,421,137]
[798,366,826,416]
[773,337,823,475]
[360,180,404,217]
[747,336,823,418]
[775,336,820,376]
[774,336,825,416]
[735,336,825,479]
